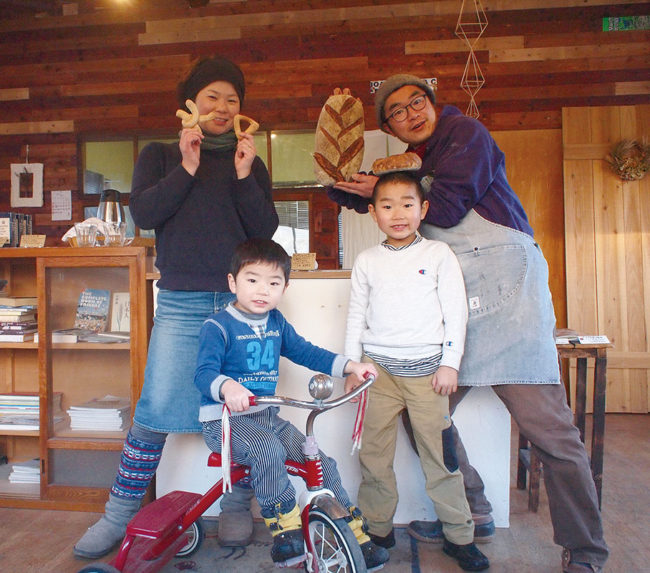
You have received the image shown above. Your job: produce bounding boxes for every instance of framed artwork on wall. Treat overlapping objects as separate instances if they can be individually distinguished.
[10,163,44,207]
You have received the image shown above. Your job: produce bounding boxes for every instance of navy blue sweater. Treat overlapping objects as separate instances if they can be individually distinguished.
[130,141,278,291]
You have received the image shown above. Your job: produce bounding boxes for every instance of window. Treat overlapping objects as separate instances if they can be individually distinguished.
[81,131,339,267]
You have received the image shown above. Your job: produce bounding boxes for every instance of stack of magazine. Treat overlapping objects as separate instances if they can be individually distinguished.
[67,395,131,431]
[8,458,40,484]
[0,392,63,431]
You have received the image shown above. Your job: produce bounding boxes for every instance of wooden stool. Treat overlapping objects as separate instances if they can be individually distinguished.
[516,433,542,512]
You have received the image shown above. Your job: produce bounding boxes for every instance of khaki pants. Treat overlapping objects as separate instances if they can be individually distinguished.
[357,358,473,545]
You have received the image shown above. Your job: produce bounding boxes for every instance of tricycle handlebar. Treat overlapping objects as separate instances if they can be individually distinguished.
[248,373,375,412]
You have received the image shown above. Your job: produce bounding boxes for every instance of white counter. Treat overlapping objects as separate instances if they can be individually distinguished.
[157,272,511,527]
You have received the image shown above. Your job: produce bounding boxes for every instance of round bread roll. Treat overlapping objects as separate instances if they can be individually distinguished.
[313,94,364,185]
[372,152,422,175]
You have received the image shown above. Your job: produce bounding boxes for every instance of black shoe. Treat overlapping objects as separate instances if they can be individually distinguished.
[270,529,305,564]
[407,518,495,544]
[369,529,396,549]
[442,539,490,571]
[360,540,390,570]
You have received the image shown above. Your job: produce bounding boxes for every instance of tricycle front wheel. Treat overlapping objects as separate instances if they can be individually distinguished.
[77,563,121,573]
[306,508,367,573]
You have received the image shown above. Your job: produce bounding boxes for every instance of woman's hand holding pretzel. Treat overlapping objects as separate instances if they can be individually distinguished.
[179,127,203,176]
[234,132,256,179]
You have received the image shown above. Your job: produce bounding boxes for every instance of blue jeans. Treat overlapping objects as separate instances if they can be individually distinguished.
[133,289,235,433]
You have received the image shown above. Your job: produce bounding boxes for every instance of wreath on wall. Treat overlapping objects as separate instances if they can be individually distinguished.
[605,139,649,181]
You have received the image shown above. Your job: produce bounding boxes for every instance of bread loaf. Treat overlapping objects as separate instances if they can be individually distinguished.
[313,94,364,185]
[371,152,422,175]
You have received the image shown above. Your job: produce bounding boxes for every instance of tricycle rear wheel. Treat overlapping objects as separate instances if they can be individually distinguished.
[175,517,205,557]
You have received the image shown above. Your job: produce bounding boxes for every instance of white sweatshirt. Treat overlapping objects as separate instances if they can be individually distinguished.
[345,237,468,371]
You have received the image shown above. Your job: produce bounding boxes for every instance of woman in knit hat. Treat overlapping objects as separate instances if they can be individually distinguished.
[74,56,278,560]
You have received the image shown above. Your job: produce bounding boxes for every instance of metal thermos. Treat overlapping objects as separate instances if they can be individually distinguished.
[97,189,124,224]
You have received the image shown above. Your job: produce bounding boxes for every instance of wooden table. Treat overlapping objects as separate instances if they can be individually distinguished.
[557,341,613,508]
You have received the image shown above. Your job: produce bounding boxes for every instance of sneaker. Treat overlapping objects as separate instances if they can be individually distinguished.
[407,518,495,544]
[359,540,390,570]
[442,539,490,571]
[369,529,395,549]
[270,529,305,564]
[562,548,603,573]
[263,504,305,565]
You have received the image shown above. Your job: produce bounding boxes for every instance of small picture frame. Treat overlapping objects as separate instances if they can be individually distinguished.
[11,163,44,208]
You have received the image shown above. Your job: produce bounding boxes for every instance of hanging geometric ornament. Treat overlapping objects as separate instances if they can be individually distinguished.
[455,0,488,118]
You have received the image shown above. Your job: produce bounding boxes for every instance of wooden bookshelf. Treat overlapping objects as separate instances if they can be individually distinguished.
[0,247,149,511]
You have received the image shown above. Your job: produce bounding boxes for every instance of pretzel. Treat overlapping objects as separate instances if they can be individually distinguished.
[234,114,260,139]
[175,99,218,134]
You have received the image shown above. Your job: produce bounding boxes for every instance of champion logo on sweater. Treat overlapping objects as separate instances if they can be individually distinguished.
[418,269,427,275]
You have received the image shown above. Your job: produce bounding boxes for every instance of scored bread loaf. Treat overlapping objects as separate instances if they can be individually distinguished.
[313,94,364,185]
[371,152,422,175]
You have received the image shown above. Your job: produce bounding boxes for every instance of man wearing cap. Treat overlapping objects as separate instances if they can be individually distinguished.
[327,75,608,573]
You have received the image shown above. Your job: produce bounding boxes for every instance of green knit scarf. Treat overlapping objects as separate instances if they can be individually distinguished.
[200,131,238,151]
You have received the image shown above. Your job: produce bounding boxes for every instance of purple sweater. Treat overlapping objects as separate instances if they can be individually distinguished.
[328,105,533,237]
[130,141,278,292]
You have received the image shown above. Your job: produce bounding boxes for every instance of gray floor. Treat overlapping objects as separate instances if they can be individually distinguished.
[1,414,647,572]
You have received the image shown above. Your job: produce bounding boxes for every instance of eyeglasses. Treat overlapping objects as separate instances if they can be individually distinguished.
[384,94,428,123]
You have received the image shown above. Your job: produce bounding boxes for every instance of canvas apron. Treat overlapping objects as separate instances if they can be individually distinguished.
[420,210,560,386]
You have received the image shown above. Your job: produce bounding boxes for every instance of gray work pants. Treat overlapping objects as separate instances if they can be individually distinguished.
[404,383,608,567]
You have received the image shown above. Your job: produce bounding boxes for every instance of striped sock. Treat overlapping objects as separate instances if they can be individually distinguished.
[110,430,164,499]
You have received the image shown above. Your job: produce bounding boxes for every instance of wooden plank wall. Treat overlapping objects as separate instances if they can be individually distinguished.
[563,104,650,413]
[0,0,646,365]
[0,0,647,236]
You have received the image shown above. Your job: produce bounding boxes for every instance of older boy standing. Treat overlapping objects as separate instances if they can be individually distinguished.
[345,171,489,572]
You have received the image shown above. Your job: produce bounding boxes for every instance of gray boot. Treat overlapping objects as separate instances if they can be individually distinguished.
[218,484,255,546]
[74,494,141,559]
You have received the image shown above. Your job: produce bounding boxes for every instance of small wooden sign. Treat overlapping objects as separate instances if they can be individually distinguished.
[20,234,46,248]
[291,252,317,271]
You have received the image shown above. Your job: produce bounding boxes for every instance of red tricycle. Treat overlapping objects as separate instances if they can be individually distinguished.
[78,373,375,573]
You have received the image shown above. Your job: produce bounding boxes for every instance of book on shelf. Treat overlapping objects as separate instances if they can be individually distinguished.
[0,392,62,430]
[0,309,37,322]
[1,320,38,331]
[0,296,38,307]
[110,292,130,332]
[555,330,611,345]
[8,458,40,484]
[0,414,64,431]
[0,331,35,343]
[73,288,111,332]
[34,328,91,344]
[80,331,130,343]
[67,395,131,431]
[34,328,130,344]
[0,392,62,414]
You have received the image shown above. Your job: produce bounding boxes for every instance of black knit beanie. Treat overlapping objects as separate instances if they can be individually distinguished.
[177,56,245,107]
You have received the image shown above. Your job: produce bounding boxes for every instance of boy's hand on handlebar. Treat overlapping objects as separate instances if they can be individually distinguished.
[221,379,254,412]
[343,362,377,402]
[431,366,458,396]
[344,361,377,382]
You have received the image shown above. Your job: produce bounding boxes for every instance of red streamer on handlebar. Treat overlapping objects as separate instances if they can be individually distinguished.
[350,389,368,454]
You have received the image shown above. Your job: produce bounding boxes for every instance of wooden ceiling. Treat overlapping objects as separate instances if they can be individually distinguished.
[0,0,648,141]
